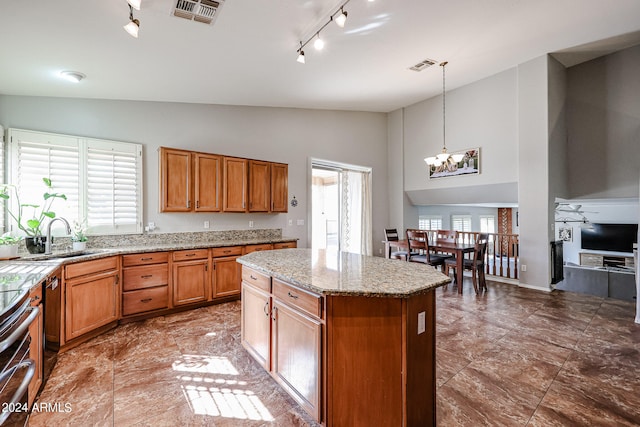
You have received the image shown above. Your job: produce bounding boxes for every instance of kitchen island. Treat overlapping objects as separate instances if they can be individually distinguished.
[237,248,450,427]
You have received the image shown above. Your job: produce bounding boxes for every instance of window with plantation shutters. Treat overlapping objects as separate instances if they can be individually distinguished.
[7,128,142,236]
[86,139,142,234]
[418,215,442,230]
[451,215,472,232]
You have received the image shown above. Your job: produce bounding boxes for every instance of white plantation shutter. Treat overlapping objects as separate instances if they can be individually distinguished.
[451,215,472,232]
[8,129,142,236]
[418,215,442,230]
[86,139,142,234]
[9,130,80,232]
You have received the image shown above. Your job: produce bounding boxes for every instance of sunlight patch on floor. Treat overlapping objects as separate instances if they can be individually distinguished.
[174,354,274,421]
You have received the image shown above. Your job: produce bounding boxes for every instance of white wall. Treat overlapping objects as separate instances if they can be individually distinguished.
[0,96,389,253]
[566,44,640,199]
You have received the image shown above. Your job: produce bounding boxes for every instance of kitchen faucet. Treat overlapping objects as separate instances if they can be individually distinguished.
[45,217,72,255]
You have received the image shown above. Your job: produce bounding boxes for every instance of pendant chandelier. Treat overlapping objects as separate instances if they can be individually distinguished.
[424,61,464,168]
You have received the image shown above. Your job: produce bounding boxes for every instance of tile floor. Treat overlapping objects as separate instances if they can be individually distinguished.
[29,279,640,426]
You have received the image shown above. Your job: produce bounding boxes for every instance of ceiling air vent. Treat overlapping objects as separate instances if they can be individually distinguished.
[173,0,224,25]
[409,59,437,72]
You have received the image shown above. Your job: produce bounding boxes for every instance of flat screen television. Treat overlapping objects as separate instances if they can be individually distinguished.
[581,223,638,253]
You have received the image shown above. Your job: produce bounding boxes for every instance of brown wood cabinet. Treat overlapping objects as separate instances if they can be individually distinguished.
[249,160,271,212]
[122,252,170,316]
[244,243,273,253]
[273,241,297,250]
[160,147,191,212]
[44,269,62,347]
[28,283,43,406]
[160,147,222,213]
[212,246,242,298]
[223,157,248,212]
[241,267,323,422]
[65,257,120,341]
[271,163,288,213]
[172,249,210,306]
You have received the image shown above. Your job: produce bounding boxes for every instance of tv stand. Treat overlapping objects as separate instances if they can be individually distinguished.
[580,251,635,269]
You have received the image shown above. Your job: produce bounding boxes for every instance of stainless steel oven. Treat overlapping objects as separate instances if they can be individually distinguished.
[0,290,39,426]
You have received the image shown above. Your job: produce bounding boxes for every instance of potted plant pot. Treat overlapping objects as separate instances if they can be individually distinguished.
[0,244,19,259]
[72,241,87,252]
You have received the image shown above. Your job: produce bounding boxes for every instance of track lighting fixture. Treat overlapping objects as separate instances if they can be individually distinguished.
[296,42,306,64]
[127,0,141,10]
[335,8,348,28]
[124,4,140,38]
[295,0,358,63]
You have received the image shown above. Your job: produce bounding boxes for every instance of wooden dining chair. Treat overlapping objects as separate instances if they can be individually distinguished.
[384,228,408,260]
[444,240,488,294]
[436,229,457,244]
[406,229,449,269]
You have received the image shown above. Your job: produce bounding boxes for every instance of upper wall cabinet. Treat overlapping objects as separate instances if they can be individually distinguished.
[160,146,287,214]
[160,147,222,213]
[223,157,249,212]
[271,163,288,213]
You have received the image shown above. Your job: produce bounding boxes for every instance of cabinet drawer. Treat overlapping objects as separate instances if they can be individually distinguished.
[65,256,118,279]
[245,244,273,254]
[173,249,209,262]
[212,246,243,258]
[273,279,322,319]
[123,264,169,291]
[122,286,169,316]
[242,267,270,292]
[580,253,603,267]
[122,252,169,267]
[274,241,297,249]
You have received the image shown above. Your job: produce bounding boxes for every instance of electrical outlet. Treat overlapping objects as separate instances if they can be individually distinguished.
[417,312,425,335]
[204,221,210,229]
[288,219,293,226]
[522,264,527,272]
[297,219,304,226]
[249,221,254,228]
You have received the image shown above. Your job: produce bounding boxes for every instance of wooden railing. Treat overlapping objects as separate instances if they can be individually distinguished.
[425,230,520,280]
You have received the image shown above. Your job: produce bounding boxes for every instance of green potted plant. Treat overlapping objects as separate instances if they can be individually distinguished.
[0,177,67,254]
[0,232,23,259]
[71,219,88,251]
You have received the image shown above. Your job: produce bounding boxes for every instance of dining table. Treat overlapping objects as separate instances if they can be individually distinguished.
[383,239,476,294]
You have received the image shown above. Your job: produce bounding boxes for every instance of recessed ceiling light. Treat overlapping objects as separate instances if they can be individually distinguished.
[59,71,86,83]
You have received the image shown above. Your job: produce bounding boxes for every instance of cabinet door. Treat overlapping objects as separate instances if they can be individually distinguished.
[223,157,248,212]
[271,163,288,213]
[249,160,270,212]
[173,259,209,305]
[272,299,322,421]
[195,153,221,212]
[28,286,43,406]
[212,256,241,298]
[160,147,192,212]
[241,282,271,370]
[65,270,119,340]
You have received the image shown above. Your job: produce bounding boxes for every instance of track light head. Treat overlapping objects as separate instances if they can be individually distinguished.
[297,50,306,64]
[335,9,347,27]
[314,34,324,50]
[127,0,141,10]
[124,18,140,37]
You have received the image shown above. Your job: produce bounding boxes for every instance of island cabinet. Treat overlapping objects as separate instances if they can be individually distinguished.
[64,256,120,342]
[241,267,323,422]
[172,249,210,306]
[28,283,43,406]
[122,252,170,316]
[211,246,243,298]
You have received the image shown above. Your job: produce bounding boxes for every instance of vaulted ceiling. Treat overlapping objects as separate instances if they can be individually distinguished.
[1,0,640,112]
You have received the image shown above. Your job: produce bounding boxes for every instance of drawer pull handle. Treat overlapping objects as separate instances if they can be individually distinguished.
[263,301,270,317]
[250,275,257,281]
[287,292,299,300]
[141,275,153,279]
[141,257,153,261]
[185,253,196,257]
[224,250,231,254]
[140,298,153,303]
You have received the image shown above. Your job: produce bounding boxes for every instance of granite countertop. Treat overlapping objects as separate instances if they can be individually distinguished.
[237,248,451,297]
[0,235,298,297]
